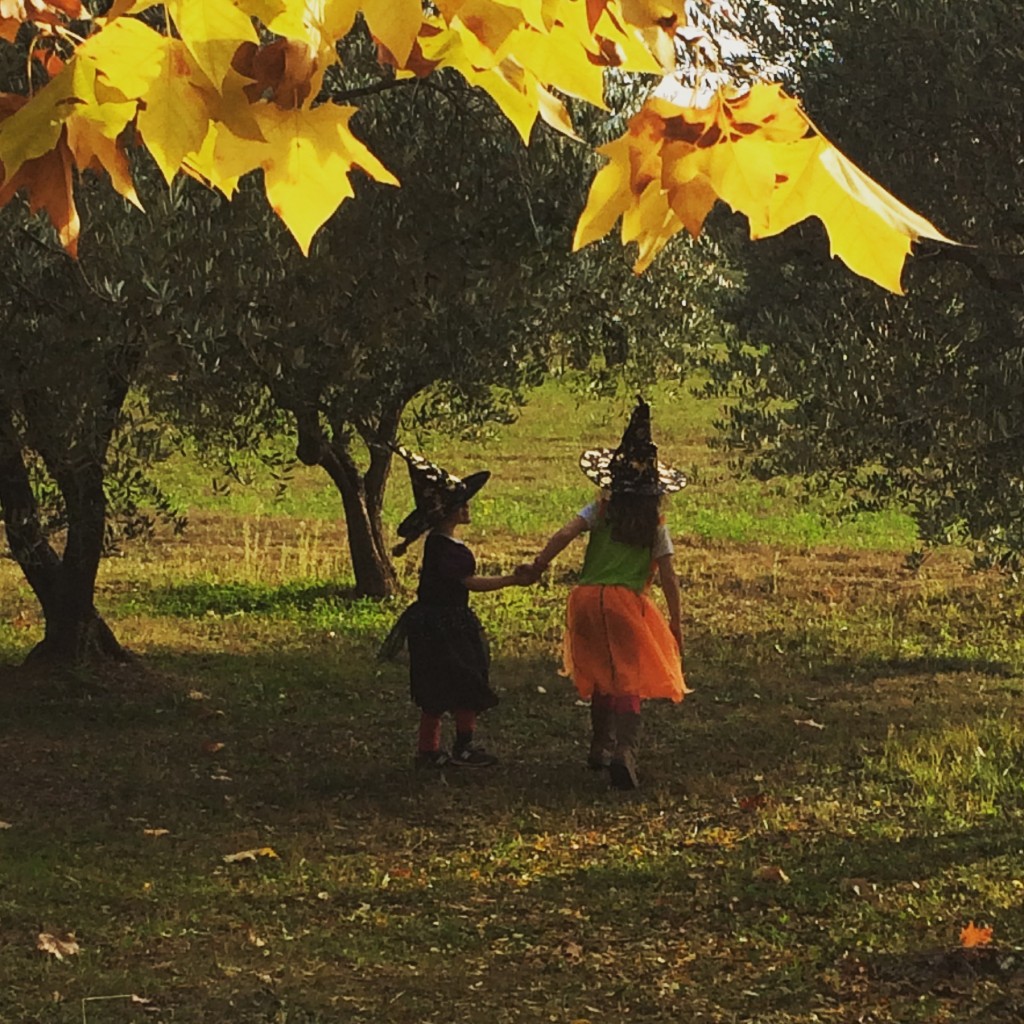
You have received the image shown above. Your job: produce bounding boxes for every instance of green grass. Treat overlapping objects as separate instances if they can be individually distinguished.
[144,377,918,550]
[1,377,1022,1024]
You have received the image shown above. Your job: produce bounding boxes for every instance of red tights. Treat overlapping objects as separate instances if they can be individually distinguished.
[418,710,477,753]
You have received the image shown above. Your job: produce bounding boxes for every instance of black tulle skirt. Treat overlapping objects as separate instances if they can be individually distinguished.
[379,602,499,714]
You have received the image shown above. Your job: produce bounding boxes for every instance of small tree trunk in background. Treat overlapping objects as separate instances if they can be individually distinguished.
[294,406,399,599]
[320,441,398,598]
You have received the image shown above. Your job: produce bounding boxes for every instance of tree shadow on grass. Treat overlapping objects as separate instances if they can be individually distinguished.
[2,629,1022,833]
[3,639,1023,1024]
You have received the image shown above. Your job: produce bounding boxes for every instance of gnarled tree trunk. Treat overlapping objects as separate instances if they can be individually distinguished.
[0,406,128,665]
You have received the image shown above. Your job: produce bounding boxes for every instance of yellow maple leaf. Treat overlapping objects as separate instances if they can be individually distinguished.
[68,56,137,141]
[666,169,715,238]
[573,134,633,251]
[66,110,142,208]
[758,135,954,294]
[254,101,398,253]
[536,84,579,140]
[183,121,247,196]
[420,20,541,143]
[134,39,215,184]
[576,83,956,291]
[77,16,176,99]
[167,0,259,90]
[362,0,423,68]
[615,0,679,71]
[538,0,661,75]
[446,0,524,63]
[727,81,809,143]
[253,0,359,51]
[506,23,607,108]
[622,177,682,272]
[0,131,80,255]
[0,64,76,181]
[658,84,808,227]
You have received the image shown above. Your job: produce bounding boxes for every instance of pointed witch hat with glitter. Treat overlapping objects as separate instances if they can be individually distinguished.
[579,397,687,495]
[393,447,490,550]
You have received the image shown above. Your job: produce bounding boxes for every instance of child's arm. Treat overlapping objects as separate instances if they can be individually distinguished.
[656,554,683,652]
[529,516,589,573]
[462,564,535,592]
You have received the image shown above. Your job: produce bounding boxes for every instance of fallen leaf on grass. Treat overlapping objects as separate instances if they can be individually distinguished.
[961,921,994,948]
[223,846,279,864]
[0,820,12,829]
[36,932,80,960]
[201,741,226,754]
[752,865,791,884]
[560,940,584,963]
[794,718,826,730]
[142,828,170,837]
[187,690,209,701]
[738,794,768,812]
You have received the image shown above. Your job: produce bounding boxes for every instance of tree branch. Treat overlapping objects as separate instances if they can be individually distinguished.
[918,245,1024,296]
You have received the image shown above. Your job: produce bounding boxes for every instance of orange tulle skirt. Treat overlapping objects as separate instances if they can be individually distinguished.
[562,584,686,702]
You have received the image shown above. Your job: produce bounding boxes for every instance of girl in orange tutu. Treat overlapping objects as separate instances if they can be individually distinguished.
[525,398,687,790]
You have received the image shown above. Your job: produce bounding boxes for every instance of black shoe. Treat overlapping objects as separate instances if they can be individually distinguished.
[414,749,450,769]
[450,743,499,768]
[609,756,639,790]
[587,751,612,771]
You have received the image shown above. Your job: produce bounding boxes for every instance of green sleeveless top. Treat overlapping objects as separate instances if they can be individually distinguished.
[577,502,669,593]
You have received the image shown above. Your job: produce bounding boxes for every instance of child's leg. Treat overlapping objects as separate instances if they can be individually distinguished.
[451,709,498,767]
[414,711,448,767]
[587,692,616,770]
[609,695,642,790]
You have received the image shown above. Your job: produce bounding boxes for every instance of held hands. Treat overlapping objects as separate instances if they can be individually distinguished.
[512,560,544,586]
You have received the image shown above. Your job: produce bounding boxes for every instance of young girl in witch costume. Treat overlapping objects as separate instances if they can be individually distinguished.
[381,448,532,768]
[524,399,688,790]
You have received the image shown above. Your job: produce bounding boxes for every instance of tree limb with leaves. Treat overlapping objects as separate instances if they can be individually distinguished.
[0,0,954,293]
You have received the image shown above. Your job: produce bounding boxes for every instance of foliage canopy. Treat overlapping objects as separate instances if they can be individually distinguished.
[705,0,1024,567]
[0,0,954,292]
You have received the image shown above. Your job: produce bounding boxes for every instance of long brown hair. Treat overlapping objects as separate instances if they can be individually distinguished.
[605,491,661,549]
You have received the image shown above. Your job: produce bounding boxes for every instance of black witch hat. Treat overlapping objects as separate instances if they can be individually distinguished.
[579,397,687,495]
[393,447,490,552]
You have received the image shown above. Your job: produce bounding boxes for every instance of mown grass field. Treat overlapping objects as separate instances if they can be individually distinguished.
[2,380,1023,1024]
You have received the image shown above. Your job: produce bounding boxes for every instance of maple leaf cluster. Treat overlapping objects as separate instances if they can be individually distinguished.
[0,0,953,291]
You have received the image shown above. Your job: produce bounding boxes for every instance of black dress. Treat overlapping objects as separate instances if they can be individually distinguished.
[384,533,499,715]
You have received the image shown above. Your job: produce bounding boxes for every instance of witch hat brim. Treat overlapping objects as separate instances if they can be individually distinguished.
[396,469,491,540]
[579,448,687,494]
